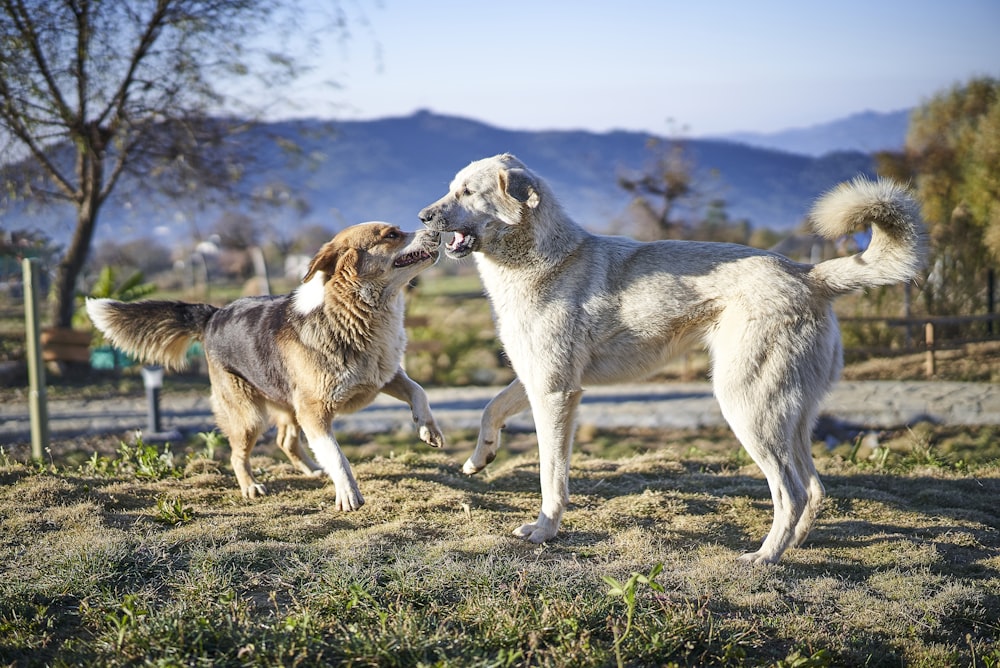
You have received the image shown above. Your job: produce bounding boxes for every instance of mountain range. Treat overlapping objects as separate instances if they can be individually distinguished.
[717,109,911,157]
[6,109,909,248]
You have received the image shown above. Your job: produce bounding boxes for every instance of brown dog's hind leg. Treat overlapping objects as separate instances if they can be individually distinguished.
[273,410,323,476]
[208,361,269,499]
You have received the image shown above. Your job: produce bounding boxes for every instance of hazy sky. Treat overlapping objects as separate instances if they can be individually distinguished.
[268,0,1000,137]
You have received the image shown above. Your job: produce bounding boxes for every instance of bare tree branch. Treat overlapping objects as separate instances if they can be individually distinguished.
[0,0,352,330]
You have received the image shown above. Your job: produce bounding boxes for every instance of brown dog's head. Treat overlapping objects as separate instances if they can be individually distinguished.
[294,222,439,313]
[417,153,543,259]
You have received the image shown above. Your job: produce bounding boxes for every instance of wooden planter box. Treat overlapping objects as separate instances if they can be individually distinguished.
[40,328,92,364]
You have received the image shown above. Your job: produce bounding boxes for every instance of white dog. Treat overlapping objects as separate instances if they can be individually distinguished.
[419,153,924,564]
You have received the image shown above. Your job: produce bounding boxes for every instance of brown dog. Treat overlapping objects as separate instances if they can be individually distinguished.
[87,222,444,509]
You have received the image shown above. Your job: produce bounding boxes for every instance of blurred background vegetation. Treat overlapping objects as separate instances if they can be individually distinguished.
[0,0,996,389]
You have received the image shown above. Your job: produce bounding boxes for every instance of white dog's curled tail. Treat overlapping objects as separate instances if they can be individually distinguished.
[809,176,927,295]
[86,298,217,372]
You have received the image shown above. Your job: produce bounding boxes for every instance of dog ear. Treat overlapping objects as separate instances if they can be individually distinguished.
[500,168,540,209]
[302,244,337,283]
[333,247,361,279]
[302,244,362,283]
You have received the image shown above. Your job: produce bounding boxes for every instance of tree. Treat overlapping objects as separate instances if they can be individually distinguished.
[877,77,1000,315]
[88,237,174,277]
[618,136,695,240]
[0,1,348,329]
[211,211,261,251]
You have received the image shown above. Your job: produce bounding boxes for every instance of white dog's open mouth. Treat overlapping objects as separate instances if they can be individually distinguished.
[394,249,435,267]
[446,231,477,258]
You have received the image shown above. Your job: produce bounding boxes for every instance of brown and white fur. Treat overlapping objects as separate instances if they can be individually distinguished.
[87,222,445,510]
[419,153,925,564]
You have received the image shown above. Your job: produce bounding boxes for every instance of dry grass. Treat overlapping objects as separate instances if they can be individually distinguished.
[1,425,998,667]
[2,277,999,665]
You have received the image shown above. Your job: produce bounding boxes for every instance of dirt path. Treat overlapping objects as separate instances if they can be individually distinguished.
[2,380,998,446]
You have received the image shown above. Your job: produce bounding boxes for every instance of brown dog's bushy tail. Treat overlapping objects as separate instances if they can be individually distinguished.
[86,298,217,371]
[808,176,927,296]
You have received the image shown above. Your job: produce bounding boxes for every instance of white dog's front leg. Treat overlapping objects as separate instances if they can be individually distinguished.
[513,388,583,543]
[302,429,364,511]
[465,378,529,475]
[381,368,445,448]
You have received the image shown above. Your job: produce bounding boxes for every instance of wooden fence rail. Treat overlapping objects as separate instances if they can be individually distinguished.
[840,313,1000,378]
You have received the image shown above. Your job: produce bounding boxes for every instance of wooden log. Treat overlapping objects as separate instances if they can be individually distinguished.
[40,328,93,363]
[924,322,936,378]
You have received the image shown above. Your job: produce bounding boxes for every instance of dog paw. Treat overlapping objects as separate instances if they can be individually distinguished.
[334,486,365,512]
[242,483,268,500]
[418,422,445,448]
[463,451,495,475]
[737,550,776,565]
[512,522,557,544]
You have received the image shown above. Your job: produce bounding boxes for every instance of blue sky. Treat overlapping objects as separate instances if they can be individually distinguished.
[267,0,1000,137]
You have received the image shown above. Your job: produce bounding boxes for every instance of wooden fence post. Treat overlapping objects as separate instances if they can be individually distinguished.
[22,258,49,460]
[924,321,936,378]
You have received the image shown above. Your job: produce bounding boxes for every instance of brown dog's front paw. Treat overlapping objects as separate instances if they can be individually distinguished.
[242,483,268,500]
[334,485,365,512]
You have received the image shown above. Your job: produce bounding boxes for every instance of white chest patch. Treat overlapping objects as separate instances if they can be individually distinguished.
[293,271,326,314]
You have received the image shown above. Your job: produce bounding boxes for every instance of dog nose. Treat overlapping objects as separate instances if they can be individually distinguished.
[418,207,433,224]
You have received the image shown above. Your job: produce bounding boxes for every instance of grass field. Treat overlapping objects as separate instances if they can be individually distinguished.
[2,271,999,665]
[1,423,998,667]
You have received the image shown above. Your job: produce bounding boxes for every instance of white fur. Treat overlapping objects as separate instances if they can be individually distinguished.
[299,431,364,511]
[419,153,925,564]
[292,270,326,315]
[85,298,114,333]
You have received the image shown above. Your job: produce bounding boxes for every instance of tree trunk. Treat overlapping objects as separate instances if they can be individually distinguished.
[49,140,104,328]
[50,205,99,328]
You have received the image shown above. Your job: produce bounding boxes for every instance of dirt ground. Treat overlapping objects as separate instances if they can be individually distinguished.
[1,340,997,466]
[840,340,1000,382]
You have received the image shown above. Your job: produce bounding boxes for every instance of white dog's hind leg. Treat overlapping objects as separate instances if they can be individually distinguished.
[789,328,838,548]
[381,368,445,448]
[718,393,809,564]
[709,312,816,564]
[739,455,807,564]
[790,411,825,548]
[714,377,809,564]
[513,388,583,543]
[465,378,529,474]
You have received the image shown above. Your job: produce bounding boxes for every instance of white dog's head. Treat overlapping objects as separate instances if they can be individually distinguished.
[418,153,543,259]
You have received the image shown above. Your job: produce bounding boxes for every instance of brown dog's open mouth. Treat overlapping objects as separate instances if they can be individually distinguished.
[393,249,436,267]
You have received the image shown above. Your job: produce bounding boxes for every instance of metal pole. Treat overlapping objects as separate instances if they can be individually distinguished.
[22,258,49,460]
[141,365,164,434]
